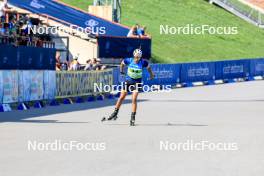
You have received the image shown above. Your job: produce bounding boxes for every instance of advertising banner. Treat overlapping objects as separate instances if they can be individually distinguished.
[143,64,181,86]
[250,58,264,77]
[0,71,2,104]
[30,70,44,101]
[18,70,31,102]
[215,59,250,80]
[180,62,215,83]
[2,70,19,103]
[44,70,56,100]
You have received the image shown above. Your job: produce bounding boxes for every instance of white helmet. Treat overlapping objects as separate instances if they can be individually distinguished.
[133,49,142,58]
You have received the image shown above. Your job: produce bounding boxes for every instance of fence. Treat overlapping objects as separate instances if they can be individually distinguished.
[0,58,263,105]
[56,69,114,98]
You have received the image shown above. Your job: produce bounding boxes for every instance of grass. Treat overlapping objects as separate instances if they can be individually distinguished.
[60,0,264,63]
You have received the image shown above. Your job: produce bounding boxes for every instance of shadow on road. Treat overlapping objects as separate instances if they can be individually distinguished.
[149,99,264,103]
[0,99,148,123]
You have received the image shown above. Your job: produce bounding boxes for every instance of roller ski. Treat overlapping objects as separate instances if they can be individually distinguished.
[101,108,119,122]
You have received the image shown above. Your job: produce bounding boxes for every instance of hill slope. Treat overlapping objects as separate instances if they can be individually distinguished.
[60,0,264,63]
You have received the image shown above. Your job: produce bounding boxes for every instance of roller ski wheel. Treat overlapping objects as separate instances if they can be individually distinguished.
[130,120,135,126]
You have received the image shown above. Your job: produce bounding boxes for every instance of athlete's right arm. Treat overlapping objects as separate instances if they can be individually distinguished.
[120,60,126,75]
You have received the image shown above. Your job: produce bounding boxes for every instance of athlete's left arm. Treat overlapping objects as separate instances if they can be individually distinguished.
[143,60,154,80]
[147,66,155,80]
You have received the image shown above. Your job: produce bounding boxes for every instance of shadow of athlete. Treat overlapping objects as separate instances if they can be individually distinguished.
[102,49,154,126]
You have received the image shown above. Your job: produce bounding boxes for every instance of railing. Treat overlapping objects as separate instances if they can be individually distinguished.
[210,0,264,27]
[0,58,263,106]
[56,69,114,98]
[0,35,55,48]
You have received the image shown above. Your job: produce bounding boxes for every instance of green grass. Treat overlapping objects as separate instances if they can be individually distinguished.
[60,0,264,63]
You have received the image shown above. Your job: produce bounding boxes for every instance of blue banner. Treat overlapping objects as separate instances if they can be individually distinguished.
[180,62,215,83]
[112,67,120,86]
[143,64,181,86]
[0,71,3,103]
[8,0,129,37]
[0,44,56,70]
[250,58,264,77]
[97,36,152,58]
[215,59,250,80]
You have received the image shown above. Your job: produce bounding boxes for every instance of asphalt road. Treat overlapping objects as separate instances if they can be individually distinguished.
[0,81,264,176]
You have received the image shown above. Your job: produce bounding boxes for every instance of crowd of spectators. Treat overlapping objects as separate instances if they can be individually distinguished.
[56,53,107,71]
[0,0,54,47]
[127,24,148,38]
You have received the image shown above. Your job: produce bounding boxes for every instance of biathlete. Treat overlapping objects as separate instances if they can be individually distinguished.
[102,49,154,126]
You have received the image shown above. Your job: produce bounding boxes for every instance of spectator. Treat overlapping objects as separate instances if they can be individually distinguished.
[0,22,4,35]
[127,25,139,37]
[100,64,107,70]
[138,26,147,37]
[0,6,54,47]
[89,58,99,70]
[96,58,107,70]
[84,59,92,71]
[61,61,68,71]
[55,52,61,71]
[0,0,6,23]
[70,58,80,71]
[56,62,61,71]
[3,22,9,35]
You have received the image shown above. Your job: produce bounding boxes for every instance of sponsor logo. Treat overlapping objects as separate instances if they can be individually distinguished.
[85,19,99,27]
[188,68,210,77]
[223,65,243,74]
[30,0,45,9]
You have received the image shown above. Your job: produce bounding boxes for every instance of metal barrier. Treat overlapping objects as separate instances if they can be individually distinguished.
[210,0,264,27]
[0,35,55,48]
[56,69,114,98]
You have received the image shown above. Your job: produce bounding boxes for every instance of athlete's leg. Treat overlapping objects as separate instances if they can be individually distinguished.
[115,90,127,109]
[107,90,127,121]
[130,90,139,126]
[131,90,139,113]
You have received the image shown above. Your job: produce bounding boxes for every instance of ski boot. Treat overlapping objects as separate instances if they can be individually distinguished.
[130,112,136,126]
